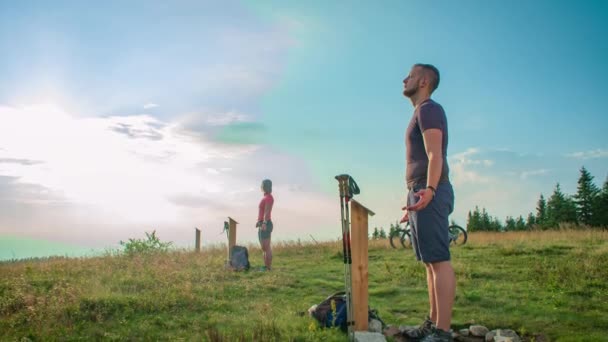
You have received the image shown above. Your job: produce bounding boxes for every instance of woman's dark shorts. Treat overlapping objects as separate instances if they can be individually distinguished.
[258,221,273,242]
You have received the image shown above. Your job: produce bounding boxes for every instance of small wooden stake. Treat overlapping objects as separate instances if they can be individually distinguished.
[195,228,201,252]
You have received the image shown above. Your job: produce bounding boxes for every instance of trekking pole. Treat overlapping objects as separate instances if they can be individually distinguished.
[335,174,360,341]
[336,175,353,341]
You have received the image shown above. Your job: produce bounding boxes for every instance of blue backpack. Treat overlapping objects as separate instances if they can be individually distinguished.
[229,245,250,271]
[311,292,348,331]
[311,292,386,332]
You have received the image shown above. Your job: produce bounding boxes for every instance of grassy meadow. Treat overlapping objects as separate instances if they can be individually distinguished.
[1,229,607,341]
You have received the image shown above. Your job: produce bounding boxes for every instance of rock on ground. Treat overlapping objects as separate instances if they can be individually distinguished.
[469,325,490,337]
[355,331,387,342]
[369,319,383,333]
[485,329,521,342]
[455,335,486,342]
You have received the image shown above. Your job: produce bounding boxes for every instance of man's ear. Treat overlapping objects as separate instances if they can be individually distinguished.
[420,74,429,89]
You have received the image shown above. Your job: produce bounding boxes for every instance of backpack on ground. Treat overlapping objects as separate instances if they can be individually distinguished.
[229,245,250,271]
[310,292,387,333]
[310,292,349,331]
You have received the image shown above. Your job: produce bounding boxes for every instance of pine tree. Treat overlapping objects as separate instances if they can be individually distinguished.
[372,227,379,240]
[515,215,527,231]
[536,194,547,228]
[492,216,504,232]
[593,176,608,227]
[505,216,516,231]
[564,196,578,225]
[481,208,491,231]
[467,206,482,232]
[526,213,536,229]
[574,166,600,226]
[547,183,578,227]
[379,227,387,239]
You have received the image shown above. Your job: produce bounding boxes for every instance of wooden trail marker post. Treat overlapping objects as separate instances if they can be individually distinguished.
[195,228,201,252]
[227,217,238,263]
[350,199,375,332]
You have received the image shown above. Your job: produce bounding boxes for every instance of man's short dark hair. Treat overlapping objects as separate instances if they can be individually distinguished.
[415,63,440,92]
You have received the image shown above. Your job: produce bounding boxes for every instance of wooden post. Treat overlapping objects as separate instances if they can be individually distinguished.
[224,221,230,262]
[350,199,375,332]
[227,217,238,261]
[195,228,201,252]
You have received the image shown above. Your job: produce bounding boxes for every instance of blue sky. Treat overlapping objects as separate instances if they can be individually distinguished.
[1,1,606,259]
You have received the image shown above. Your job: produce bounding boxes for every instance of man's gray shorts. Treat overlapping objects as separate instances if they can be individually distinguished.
[407,182,454,263]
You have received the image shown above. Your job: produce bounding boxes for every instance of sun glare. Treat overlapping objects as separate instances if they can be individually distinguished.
[0,104,229,223]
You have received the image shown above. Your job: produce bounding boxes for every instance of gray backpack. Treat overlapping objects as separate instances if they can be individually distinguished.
[230,245,250,271]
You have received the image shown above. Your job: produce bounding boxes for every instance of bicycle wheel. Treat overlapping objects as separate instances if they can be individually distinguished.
[449,225,467,245]
[389,229,402,249]
[400,222,412,248]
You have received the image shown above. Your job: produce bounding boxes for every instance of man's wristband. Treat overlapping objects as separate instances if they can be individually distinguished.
[427,185,437,196]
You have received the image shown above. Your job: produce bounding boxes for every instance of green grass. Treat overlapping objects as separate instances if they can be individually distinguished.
[1,230,607,341]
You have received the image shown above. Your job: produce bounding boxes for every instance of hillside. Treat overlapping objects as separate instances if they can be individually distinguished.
[1,230,607,341]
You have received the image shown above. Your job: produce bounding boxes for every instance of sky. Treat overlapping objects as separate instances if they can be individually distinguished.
[1,0,607,260]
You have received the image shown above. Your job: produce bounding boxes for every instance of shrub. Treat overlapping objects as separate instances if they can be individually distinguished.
[119,230,172,256]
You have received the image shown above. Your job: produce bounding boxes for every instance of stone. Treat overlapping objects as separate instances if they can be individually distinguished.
[459,328,470,336]
[383,325,401,338]
[469,325,489,337]
[399,325,418,332]
[455,336,485,342]
[354,331,387,342]
[485,329,521,342]
[493,337,512,342]
[369,319,383,333]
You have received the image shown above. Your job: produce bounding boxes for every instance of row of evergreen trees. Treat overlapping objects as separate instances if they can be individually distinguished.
[468,167,607,232]
[371,226,389,239]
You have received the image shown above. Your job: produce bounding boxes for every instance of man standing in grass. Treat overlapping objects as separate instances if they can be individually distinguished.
[399,64,456,342]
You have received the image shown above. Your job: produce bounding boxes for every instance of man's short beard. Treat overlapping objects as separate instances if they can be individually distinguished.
[403,87,418,98]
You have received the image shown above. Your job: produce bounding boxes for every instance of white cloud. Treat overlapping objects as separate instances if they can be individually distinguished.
[446,147,541,225]
[566,148,608,160]
[0,104,341,248]
[205,111,251,126]
[449,148,493,187]
[0,104,258,230]
[520,169,549,180]
[143,103,158,109]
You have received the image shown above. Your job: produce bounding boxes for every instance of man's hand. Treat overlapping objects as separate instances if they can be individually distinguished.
[261,222,267,231]
[406,188,434,212]
[400,206,409,223]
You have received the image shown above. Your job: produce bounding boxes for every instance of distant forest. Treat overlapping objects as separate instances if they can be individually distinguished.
[467,167,607,231]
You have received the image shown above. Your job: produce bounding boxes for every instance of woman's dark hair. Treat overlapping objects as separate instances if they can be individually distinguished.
[262,179,272,193]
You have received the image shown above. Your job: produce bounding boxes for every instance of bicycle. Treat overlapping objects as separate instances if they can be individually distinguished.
[389,221,468,249]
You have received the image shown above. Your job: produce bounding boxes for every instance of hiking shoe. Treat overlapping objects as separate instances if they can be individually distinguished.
[420,327,453,342]
[402,316,434,340]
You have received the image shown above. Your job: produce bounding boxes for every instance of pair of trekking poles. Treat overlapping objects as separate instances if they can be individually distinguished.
[335,174,360,342]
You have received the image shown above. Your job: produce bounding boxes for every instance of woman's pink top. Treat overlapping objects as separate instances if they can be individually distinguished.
[258,193,274,222]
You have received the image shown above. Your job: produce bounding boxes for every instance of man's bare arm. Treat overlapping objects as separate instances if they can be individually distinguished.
[423,128,443,191]
[406,128,443,211]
